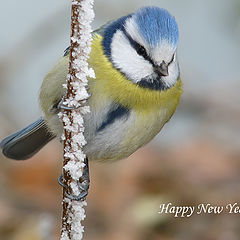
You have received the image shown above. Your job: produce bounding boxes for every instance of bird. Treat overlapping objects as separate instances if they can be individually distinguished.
[0,6,182,199]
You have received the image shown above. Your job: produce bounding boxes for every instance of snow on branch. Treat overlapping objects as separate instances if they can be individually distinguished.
[59,0,94,239]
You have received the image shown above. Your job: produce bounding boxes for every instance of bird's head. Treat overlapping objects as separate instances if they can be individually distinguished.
[102,6,179,91]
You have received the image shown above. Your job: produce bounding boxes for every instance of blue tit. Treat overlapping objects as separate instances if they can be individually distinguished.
[1,6,182,162]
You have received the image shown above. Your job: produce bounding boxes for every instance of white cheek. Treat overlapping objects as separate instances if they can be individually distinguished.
[111,30,153,83]
[163,61,179,87]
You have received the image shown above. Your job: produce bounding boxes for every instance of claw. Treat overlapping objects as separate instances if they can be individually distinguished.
[57,99,80,110]
[50,93,91,113]
[58,175,67,188]
[57,94,91,110]
[58,158,90,201]
[64,189,88,201]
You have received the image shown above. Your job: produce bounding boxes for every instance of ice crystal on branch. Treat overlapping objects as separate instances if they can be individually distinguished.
[59,0,94,239]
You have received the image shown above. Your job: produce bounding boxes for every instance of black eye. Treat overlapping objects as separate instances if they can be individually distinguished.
[136,45,147,58]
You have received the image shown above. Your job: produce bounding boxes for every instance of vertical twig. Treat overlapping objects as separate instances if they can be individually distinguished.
[59,0,94,239]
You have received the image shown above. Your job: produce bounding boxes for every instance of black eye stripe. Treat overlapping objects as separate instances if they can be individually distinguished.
[122,30,154,65]
[122,29,175,68]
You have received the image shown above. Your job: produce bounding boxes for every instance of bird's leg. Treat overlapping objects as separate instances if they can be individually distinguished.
[57,98,78,110]
[50,93,91,113]
[57,93,91,110]
[58,157,90,201]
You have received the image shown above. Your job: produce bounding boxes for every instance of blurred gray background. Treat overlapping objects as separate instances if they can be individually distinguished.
[0,1,240,240]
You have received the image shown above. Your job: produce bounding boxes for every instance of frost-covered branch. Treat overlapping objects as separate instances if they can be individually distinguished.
[59,0,94,239]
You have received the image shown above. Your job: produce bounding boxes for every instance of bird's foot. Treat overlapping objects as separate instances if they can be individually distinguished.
[58,158,90,201]
[57,94,91,110]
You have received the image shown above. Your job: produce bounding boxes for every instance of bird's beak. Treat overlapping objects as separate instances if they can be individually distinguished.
[156,61,169,77]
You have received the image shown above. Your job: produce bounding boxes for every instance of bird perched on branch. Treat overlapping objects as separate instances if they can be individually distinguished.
[1,6,182,199]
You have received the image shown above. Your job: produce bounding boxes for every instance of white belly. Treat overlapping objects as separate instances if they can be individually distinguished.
[84,107,171,161]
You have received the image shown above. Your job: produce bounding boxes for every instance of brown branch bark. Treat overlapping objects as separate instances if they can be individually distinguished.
[59,0,94,239]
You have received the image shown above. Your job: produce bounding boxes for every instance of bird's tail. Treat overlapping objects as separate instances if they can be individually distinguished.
[0,117,55,160]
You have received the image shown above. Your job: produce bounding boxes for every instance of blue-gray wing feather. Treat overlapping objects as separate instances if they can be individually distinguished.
[0,118,54,160]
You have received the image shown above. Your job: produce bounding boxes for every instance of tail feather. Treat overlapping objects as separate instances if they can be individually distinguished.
[0,117,55,160]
